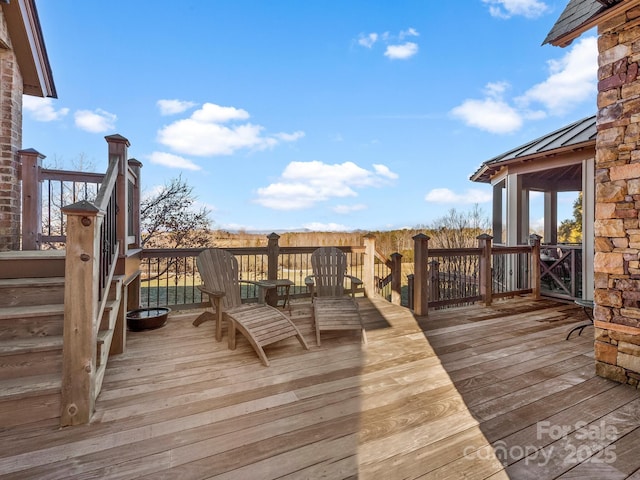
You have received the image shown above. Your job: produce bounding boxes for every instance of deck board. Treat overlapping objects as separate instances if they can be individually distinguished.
[0,295,639,479]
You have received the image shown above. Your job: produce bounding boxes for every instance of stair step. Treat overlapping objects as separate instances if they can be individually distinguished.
[0,250,65,279]
[0,304,65,320]
[0,277,65,288]
[0,373,61,428]
[0,335,64,381]
[0,277,65,307]
[0,304,65,339]
[0,373,61,401]
[0,336,64,356]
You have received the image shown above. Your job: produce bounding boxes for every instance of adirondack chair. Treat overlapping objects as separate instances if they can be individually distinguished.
[305,247,367,346]
[194,248,308,366]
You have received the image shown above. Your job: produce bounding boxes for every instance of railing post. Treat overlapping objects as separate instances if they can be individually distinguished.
[390,252,402,305]
[128,158,142,249]
[363,234,376,297]
[19,149,45,250]
[265,233,280,305]
[105,134,130,261]
[478,233,493,306]
[412,233,430,316]
[529,234,542,300]
[429,260,440,303]
[60,200,101,426]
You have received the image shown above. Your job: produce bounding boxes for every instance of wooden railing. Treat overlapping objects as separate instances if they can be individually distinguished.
[139,236,370,310]
[539,244,582,300]
[139,233,542,316]
[20,147,142,252]
[408,234,540,315]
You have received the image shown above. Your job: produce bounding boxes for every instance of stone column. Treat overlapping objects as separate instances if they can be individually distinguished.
[592,9,640,387]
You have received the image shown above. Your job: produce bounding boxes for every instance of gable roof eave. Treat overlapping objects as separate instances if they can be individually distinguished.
[470,115,597,184]
[2,0,56,98]
[544,0,640,47]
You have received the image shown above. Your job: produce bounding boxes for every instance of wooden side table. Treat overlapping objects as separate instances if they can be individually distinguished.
[257,279,294,313]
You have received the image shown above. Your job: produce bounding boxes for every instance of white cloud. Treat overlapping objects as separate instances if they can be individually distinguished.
[333,204,367,214]
[399,28,419,39]
[157,99,197,116]
[530,216,545,234]
[451,96,522,134]
[147,151,201,171]
[483,0,548,19]
[191,103,249,123]
[451,81,523,134]
[157,102,302,156]
[517,36,597,115]
[74,109,117,133]
[303,222,351,232]
[23,97,69,121]
[384,42,419,60]
[451,37,596,134]
[255,160,397,210]
[355,29,419,60]
[425,188,492,204]
[275,131,305,142]
[373,164,399,180]
[358,33,378,48]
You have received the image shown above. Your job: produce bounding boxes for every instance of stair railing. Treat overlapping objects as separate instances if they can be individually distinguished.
[59,135,133,426]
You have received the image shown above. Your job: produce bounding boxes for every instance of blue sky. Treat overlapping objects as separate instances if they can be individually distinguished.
[24,0,596,232]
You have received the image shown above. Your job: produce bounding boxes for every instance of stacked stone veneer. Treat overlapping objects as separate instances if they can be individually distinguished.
[594,6,640,387]
[0,8,23,251]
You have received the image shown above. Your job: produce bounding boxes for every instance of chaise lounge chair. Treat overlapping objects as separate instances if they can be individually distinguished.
[305,247,367,346]
[194,248,308,366]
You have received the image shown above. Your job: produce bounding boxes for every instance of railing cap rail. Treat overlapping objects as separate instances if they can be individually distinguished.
[61,199,101,215]
[18,148,45,157]
[105,133,130,146]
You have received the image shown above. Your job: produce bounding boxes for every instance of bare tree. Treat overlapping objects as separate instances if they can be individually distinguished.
[141,175,212,249]
[427,205,491,249]
[140,176,212,284]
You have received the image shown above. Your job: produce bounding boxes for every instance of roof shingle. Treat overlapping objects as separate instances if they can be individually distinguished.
[543,0,608,45]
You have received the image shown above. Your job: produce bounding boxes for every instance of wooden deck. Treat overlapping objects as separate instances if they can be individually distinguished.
[1,295,639,479]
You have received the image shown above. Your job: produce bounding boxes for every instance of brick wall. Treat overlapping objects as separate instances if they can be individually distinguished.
[594,6,640,387]
[0,8,23,251]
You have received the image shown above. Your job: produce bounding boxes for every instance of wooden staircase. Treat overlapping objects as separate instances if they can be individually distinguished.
[0,251,123,429]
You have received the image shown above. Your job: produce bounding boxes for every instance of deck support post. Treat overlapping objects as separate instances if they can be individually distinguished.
[19,149,45,250]
[478,234,493,306]
[412,234,430,316]
[60,201,101,426]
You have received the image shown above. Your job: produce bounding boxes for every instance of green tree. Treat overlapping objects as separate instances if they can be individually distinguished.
[558,193,582,243]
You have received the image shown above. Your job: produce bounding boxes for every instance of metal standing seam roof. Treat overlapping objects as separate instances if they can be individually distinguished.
[470,115,596,183]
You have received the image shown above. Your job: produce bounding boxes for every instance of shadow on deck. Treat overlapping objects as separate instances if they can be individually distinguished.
[0,296,639,479]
